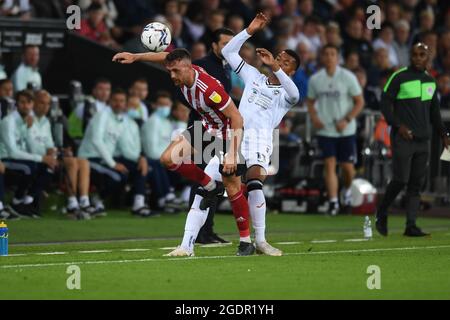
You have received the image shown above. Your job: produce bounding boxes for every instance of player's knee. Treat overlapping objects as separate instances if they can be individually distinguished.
[160,151,173,168]
[247,179,263,193]
[223,180,240,198]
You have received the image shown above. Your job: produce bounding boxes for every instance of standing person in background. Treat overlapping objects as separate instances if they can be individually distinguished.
[0,79,15,119]
[141,92,177,211]
[11,45,42,91]
[307,45,364,215]
[376,43,450,237]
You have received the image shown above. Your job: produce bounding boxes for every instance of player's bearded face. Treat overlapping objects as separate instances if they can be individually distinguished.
[166,60,189,86]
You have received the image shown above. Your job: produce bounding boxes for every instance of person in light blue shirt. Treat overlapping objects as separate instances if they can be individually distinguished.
[78,88,151,217]
[307,44,364,215]
[141,92,175,209]
[0,90,58,218]
[11,46,42,91]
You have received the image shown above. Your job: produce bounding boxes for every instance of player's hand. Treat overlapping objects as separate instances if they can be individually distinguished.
[398,124,413,140]
[63,147,73,157]
[138,156,148,176]
[247,12,269,35]
[42,155,58,170]
[25,115,33,128]
[112,52,137,64]
[311,115,325,130]
[46,148,57,157]
[335,119,348,133]
[223,153,237,175]
[114,163,129,174]
[256,48,278,69]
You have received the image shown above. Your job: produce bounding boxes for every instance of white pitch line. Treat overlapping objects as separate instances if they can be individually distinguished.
[159,247,177,250]
[199,243,233,248]
[344,238,369,242]
[276,242,302,245]
[311,240,337,244]
[2,245,450,269]
[35,252,67,256]
[78,250,112,254]
[121,249,151,252]
[5,254,27,257]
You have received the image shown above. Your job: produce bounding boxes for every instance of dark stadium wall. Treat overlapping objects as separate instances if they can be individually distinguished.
[45,33,177,100]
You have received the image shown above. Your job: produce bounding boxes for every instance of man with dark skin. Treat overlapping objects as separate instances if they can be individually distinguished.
[377,43,450,237]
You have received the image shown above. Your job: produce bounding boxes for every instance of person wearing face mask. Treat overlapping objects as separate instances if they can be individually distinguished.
[78,88,151,217]
[141,91,176,211]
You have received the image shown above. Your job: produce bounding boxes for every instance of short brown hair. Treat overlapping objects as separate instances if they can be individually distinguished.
[165,48,191,63]
[15,90,34,102]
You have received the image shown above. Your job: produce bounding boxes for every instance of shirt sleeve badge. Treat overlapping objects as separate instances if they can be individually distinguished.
[209,91,222,104]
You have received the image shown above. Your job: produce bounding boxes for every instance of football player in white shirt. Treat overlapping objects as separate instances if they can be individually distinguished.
[166,13,301,257]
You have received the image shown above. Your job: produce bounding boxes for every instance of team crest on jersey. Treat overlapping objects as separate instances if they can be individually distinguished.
[209,91,222,103]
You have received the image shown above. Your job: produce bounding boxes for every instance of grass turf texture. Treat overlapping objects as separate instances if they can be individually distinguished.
[1,211,450,299]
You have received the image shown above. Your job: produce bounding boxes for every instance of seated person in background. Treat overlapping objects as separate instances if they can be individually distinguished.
[78,88,151,217]
[0,90,57,218]
[69,77,112,139]
[141,92,176,211]
[11,45,42,91]
[27,90,95,219]
[0,79,15,119]
[171,100,189,132]
[127,78,150,124]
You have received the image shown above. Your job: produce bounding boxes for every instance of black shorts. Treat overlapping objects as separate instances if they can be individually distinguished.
[182,122,246,177]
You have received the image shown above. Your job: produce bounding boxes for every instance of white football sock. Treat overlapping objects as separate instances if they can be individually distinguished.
[181,194,209,252]
[133,195,145,211]
[249,189,266,244]
[240,236,251,243]
[12,198,23,205]
[330,197,338,203]
[0,201,4,211]
[67,196,79,209]
[79,196,90,208]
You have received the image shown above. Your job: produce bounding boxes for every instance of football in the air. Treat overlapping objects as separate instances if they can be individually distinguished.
[141,22,172,52]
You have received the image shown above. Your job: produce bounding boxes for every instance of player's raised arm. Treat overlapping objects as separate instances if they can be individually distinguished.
[257,49,300,105]
[221,13,268,83]
[112,51,169,65]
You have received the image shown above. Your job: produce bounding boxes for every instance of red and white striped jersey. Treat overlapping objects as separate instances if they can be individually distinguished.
[180,64,232,139]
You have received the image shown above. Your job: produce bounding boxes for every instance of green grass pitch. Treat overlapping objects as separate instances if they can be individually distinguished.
[1,211,450,299]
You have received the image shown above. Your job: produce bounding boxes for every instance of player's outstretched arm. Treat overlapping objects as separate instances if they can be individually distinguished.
[112,51,169,65]
[221,13,268,82]
[221,101,244,175]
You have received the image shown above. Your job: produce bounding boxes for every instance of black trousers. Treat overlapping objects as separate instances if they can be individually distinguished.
[378,133,430,227]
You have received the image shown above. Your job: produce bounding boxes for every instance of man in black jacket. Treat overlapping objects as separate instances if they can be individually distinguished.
[376,43,450,237]
[185,28,235,244]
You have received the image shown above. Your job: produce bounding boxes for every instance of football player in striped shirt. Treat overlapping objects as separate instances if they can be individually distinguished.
[113,48,254,256]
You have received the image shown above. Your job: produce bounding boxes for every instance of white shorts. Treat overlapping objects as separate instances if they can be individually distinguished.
[240,130,273,172]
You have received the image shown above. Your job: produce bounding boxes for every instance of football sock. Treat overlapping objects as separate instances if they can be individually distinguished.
[79,196,90,208]
[133,195,145,211]
[249,188,266,244]
[230,188,251,241]
[68,196,79,209]
[181,195,208,252]
[168,162,212,188]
